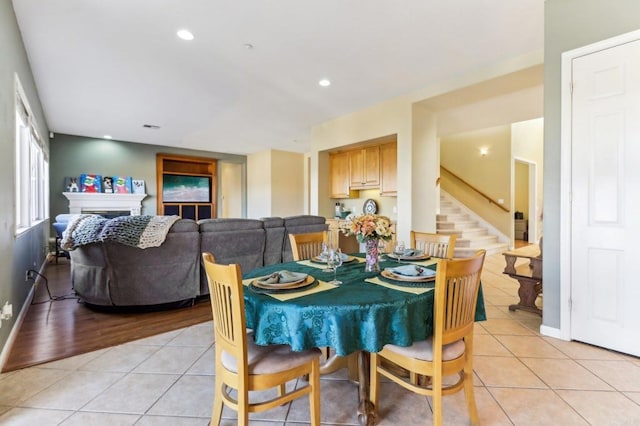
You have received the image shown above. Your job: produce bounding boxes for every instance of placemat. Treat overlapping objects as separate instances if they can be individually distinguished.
[296,256,365,269]
[243,278,337,301]
[364,276,434,295]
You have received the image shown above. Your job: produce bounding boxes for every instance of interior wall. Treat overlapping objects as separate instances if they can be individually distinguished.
[270,150,305,217]
[440,125,512,236]
[220,162,243,218]
[512,117,544,241]
[49,134,246,221]
[0,2,51,364]
[247,150,271,218]
[544,0,640,330]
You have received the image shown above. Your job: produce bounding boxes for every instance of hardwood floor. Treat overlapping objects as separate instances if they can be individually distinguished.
[2,257,212,372]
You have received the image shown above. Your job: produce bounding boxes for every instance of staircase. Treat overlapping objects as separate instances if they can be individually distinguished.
[437,195,509,257]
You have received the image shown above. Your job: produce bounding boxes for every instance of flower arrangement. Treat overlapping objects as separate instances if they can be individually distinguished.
[341,214,393,243]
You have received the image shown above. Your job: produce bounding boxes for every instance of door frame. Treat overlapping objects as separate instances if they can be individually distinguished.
[558,28,640,341]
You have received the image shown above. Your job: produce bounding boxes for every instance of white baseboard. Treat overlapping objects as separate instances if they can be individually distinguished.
[0,259,48,371]
[539,324,568,341]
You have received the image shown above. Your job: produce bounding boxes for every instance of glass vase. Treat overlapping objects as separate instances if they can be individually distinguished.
[365,239,380,272]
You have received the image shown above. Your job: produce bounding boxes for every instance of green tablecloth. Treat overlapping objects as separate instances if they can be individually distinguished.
[243,255,486,356]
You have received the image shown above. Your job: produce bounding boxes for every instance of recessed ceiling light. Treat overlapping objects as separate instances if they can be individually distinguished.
[177,29,194,41]
[318,79,331,87]
[103,135,112,139]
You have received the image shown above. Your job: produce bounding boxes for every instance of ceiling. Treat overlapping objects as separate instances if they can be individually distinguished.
[12,0,544,155]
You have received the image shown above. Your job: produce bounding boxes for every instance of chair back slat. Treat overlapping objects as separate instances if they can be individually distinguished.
[202,253,247,358]
[434,250,485,345]
[289,232,328,261]
[410,231,457,259]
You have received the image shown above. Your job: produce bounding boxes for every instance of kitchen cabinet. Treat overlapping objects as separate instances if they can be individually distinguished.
[349,146,379,189]
[379,142,397,196]
[330,152,354,198]
[327,219,360,253]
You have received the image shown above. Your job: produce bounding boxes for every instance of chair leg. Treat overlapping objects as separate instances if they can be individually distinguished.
[211,382,224,426]
[432,373,443,426]
[463,363,479,425]
[369,353,380,416]
[310,358,321,426]
[278,383,286,396]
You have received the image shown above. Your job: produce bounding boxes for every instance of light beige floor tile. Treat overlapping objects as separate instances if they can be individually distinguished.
[167,321,214,347]
[148,374,213,418]
[490,387,588,425]
[625,391,640,405]
[473,334,512,357]
[432,387,512,426]
[520,358,613,390]
[0,405,10,416]
[480,319,536,336]
[473,356,547,388]
[557,390,640,425]
[483,306,513,319]
[495,335,567,358]
[0,407,74,425]
[474,323,489,335]
[577,360,640,392]
[186,346,215,375]
[132,345,208,374]
[82,373,179,414]
[38,348,108,371]
[543,338,625,360]
[79,344,159,372]
[21,370,124,410]
[0,367,70,406]
[129,329,184,346]
[136,415,209,425]
[485,295,523,307]
[364,380,431,426]
[60,411,141,425]
[220,382,294,422]
[288,378,359,424]
[518,318,543,333]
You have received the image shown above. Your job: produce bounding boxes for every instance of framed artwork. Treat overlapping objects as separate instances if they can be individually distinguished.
[113,176,132,194]
[162,174,211,202]
[102,176,114,193]
[80,173,102,193]
[64,176,80,192]
[131,179,145,194]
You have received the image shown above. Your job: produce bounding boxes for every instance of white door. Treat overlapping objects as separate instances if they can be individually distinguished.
[570,38,640,356]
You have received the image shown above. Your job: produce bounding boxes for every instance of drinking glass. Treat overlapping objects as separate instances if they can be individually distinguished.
[393,240,405,263]
[377,239,387,261]
[320,242,333,272]
[329,248,344,285]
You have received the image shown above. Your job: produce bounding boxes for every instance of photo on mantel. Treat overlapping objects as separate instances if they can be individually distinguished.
[64,176,80,193]
[132,179,145,194]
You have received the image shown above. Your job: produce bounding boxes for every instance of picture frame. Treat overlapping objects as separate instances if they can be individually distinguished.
[80,173,102,193]
[64,176,80,192]
[131,179,145,194]
[162,174,211,203]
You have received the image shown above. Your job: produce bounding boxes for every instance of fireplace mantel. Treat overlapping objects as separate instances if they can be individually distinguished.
[63,192,148,215]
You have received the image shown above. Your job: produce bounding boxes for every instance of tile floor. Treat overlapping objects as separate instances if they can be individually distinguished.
[1,252,639,425]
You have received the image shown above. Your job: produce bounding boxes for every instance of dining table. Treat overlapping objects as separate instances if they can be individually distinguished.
[242,253,486,425]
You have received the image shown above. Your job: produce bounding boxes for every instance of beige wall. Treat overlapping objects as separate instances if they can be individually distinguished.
[514,161,529,218]
[220,162,243,218]
[512,117,544,241]
[440,125,512,236]
[247,149,305,218]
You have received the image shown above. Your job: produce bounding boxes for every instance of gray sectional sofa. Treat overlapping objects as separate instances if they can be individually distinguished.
[70,215,328,310]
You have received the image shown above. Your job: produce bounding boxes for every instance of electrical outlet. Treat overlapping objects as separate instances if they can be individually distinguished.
[0,302,12,320]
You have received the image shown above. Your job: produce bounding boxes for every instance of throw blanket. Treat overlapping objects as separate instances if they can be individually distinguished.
[61,214,181,250]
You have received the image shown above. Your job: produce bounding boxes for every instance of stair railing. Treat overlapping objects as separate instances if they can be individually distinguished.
[440,166,509,213]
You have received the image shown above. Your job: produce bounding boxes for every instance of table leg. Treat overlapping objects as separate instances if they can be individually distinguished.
[508,276,542,316]
[357,351,376,426]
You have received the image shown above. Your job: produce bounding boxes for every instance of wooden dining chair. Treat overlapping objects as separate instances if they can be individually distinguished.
[289,231,328,261]
[202,252,321,426]
[410,231,457,259]
[370,250,486,426]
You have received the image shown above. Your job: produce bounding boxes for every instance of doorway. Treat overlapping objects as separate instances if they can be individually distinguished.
[561,29,640,356]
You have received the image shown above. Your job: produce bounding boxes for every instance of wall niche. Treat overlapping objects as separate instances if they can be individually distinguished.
[156,153,217,220]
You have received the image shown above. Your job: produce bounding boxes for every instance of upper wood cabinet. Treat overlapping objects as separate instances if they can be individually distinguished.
[330,151,353,198]
[379,142,397,196]
[349,146,380,189]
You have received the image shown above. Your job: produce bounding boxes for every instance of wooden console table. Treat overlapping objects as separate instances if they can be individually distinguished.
[502,246,542,316]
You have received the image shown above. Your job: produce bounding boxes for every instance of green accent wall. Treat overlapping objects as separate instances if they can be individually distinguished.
[49,134,247,222]
[544,0,640,328]
[0,2,51,359]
